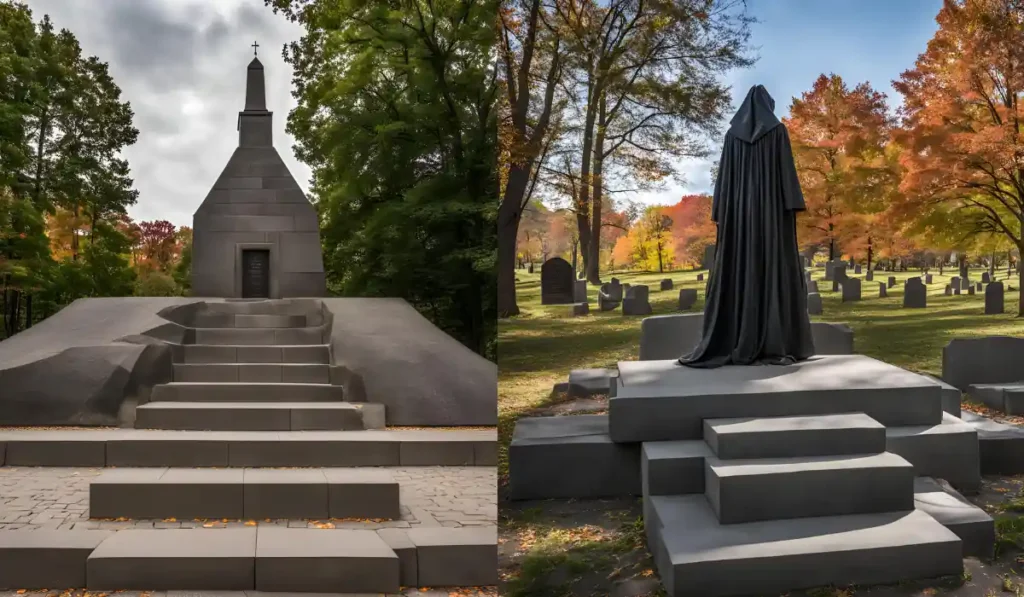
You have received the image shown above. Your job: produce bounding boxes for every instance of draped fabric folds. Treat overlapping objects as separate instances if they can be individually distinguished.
[679,85,815,368]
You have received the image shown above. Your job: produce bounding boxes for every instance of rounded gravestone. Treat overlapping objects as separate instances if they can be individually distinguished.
[622,285,652,316]
[541,257,575,305]
[678,288,697,310]
[878,282,887,298]
[807,292,823,315]
[986,281,1005,314]
[841,278,861,302]
[660,278,673,291]
[904,277,927,308]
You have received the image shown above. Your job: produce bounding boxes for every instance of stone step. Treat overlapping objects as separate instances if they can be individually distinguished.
[135,402,382,431]
[706,452,915,524]
[202,299,322,316]
[191,313,307,329]
[914,476,994,558]
[85,528,400,592]
[646,495,962,597]
[193,327,324,346]
[886,412,981,493]
[89,467,400,520]
[612,355,944,442]
[182,344,330,364]
[704,413,886,460]
[173,363,330,383]
[968,382,1024,415]
[0,428,496,467]
[150,382,344,403]
[0,530,113,589]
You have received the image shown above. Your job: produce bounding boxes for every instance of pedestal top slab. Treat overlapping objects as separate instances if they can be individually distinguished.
[617,355,937,399]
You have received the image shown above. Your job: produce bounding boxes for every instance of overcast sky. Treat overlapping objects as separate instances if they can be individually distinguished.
[23,0,311,228]
[629,0,945,208]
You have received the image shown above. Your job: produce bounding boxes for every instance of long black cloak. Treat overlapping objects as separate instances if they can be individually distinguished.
[679,85,815,368]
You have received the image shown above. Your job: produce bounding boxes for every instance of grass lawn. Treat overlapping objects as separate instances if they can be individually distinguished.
[498,265,1024,597]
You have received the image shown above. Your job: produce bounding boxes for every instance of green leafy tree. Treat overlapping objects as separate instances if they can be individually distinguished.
[269,0,497,358]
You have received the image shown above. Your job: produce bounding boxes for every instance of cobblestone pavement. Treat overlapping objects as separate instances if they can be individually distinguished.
[0,466,496,531]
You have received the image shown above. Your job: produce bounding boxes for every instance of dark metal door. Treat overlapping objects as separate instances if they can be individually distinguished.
[241,249,270,298]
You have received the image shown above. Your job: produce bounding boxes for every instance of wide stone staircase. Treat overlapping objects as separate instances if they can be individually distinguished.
[0,300,496,592]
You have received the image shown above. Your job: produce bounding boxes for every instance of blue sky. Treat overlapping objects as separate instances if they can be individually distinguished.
[631,0,944,207]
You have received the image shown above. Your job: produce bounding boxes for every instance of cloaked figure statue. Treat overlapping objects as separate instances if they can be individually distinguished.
[679,85,815,368]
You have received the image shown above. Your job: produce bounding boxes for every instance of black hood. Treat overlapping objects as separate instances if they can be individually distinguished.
[728,85,782,144]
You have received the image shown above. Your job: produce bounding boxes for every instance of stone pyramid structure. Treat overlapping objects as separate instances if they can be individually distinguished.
[191,56,327,298]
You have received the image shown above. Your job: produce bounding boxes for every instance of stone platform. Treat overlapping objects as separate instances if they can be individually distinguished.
[611,355,944,442]
[509,352,991,596]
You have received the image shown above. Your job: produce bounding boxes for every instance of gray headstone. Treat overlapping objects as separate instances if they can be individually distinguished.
[598,281,622,311]
[954,284,961,295]
[660,278,673,291]
[573,279,587,302]
[977,282,983,292]
[622,285,652,316]
[887,276,897,289]
[925,274,933,284]
[944,285,952,296]
[961,277,971,290]
[968,286,976,295]
[878,282,887,298]
[865,270,873,281]
[528,263,534,273]
[697,273,705,282]
[841,278,861,302]
[807,292,822,315]
[951,276,960,290]
[943,336,1024,390]
[982,272,991,284]
[192,57,326,298]
[541,258,575,305]
[807,280,819,293]
[985,281,1004,314]
[854,265,862,274]
[904,277,927,308]
[701,244,716,269]
[570,302,589,317]
[677,289,697,311]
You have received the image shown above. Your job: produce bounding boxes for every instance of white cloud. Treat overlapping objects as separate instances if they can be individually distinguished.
[23,0,312,227]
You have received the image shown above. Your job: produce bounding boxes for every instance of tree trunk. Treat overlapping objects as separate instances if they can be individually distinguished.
[25,295,32,330]
[991,250,997,278]
[657,244,664,273]
[587,94,608,285]
[1019,252,1024,317]
[577,69,600,285]
[497,163,532,317]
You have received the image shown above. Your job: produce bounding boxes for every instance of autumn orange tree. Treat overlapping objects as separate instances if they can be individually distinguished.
[894,0,1024,315]
[785,74,894,261]
[663,194,715,268]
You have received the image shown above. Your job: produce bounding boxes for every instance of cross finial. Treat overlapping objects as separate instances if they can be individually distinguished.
[252,41,260,56]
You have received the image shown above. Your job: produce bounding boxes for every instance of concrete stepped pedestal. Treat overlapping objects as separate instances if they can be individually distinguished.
[0,531,112,589]
[194,327,324,346]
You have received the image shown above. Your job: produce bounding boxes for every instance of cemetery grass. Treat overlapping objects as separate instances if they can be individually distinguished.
[498,267,1024,597]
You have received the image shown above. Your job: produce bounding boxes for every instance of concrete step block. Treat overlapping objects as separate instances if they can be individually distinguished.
[377,528,417,587]
[182,344,330,364]
[243,468,329,519]
[255,527,400,593]
[4,436,108,466]
[150,382,344,403]
[89,468,244,519]
[705,413,887,459]
[194,327,323,346]
[172,363,330,383]
[136,401,365,431]
[86,528,257,590]
[233,314,307,328]
[647,495,961,597]
[89,467,399,521]
[915,476,994,558]
[0,530,112,589]
[642,440,710,496]
[106,433,231,467]
[706,452,915,524]
[886,412,981,493]
[969,383,1024,414]
[324,468,400,519]
[406,527,498,587]
[508,415,641,500]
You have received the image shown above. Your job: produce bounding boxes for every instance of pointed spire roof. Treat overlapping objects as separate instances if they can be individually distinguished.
[244,56,267,112]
